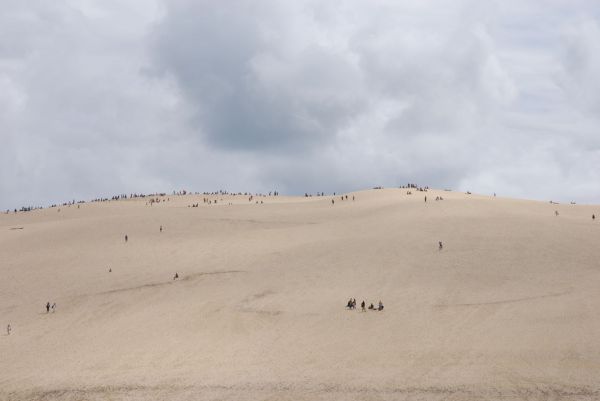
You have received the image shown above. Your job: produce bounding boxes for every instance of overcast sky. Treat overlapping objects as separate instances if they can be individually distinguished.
[1,0,600,209]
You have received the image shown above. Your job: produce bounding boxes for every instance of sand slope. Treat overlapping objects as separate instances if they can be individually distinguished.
[1,189,599,400]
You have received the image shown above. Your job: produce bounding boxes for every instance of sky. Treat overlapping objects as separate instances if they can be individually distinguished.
[1,0,600,210]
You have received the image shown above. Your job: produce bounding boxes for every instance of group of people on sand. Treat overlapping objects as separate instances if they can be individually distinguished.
[45,302,56,313]
[346,298,384,312]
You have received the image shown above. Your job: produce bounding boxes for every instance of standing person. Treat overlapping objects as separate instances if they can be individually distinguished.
[125,234,128,242]
[51,303,56,313]
[46,302,50,313]
[439,241,443,251]
[361,300,366,312]
[593,214,596,220]
[160,225,163,233]
[424,196,427,203]
[6,324,11,335]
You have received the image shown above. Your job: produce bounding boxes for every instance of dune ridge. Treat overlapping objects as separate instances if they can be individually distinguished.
[1,188,599,400]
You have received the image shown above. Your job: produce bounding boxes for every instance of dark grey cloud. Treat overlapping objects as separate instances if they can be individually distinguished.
[1,0,600,210]
[153,0,366,151]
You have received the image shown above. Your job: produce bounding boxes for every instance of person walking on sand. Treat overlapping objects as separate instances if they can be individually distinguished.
[173,272,179,280]
[51,303,56,313]
[361,300,366,312]
[160,225,163,233]
[46,302,50,313]
[439,241,443,251]
[378,301,384,311]
[6,324,11,335]
[424,196,427,203]
[593,214,596,220]
[125,234,128,242]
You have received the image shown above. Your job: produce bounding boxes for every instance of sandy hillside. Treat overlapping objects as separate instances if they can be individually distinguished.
[1,189,600,401]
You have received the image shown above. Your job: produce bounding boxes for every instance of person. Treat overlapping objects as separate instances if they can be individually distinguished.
[361,300,366,312]
[125,234,128,242]
[160,225,163,233]
[555,210,559,216]
[593,214,596,220]
[378,301,384,311]
[352,298,357,309]
[174,272,179,280]
[424,196,427,203]
[46,302,50,313]
[332,199,334,205]
[346,298,353,309]
[368,303,374,310]
[109,268,112,272]
[352,196,355,201]
[439,241,443,250]
[6,324,10,335]
[51,303,56,313]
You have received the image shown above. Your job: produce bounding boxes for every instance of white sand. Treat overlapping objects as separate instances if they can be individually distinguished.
[1,189,599,400]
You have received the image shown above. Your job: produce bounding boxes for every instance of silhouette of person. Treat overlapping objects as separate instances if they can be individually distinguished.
[439,241,443,250]
[125,234,128,242]
[361,300,366,312]
[46,302,50,313]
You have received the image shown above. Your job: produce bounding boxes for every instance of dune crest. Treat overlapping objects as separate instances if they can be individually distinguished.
[1,189,599,400]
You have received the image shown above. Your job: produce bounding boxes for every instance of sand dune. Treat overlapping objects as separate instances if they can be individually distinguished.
[1,189,599,400]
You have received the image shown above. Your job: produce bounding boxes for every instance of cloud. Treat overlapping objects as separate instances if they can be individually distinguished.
[1,0,600,209]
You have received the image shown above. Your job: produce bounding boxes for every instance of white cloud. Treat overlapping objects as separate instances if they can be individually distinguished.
[1,0,600,209]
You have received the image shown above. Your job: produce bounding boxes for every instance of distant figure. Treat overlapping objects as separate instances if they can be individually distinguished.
[6,324,10,335]
[46,302,50,313]
[173,272,179,280]
[378,301,384,311]
[353,196,355,201]
[51,303,56,313]
[125,234,128,242]
[424,196,427,203]
[160,225,163,233]
[332,199,335,205]
[109,268,112,273]
[361,300,366,312]
[593,214,596,220]
[368,303,374,310]
[555,210,559,217]
[439,241,443,251]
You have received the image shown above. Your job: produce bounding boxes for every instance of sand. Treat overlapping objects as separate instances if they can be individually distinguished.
[1,189,599,400]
